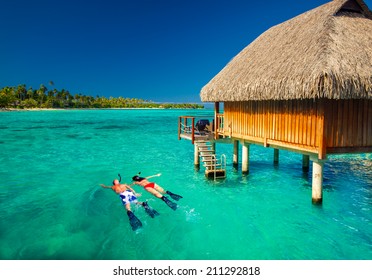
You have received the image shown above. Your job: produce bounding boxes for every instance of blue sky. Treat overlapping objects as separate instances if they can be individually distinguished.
[1,0,371,102]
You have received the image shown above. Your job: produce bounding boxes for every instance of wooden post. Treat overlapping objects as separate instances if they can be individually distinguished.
[178,117,181,140]
[191,117,195,144]
[273,149,279,165]
[312,158,325,204]
[233,140,239,168]
[194,143,200,167]
[242,141,250,175]
[302,155,310,172]
[214,102,220,140]
[317,99,327,160]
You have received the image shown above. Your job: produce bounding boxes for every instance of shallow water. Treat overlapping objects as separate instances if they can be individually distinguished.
[0,109,371,260]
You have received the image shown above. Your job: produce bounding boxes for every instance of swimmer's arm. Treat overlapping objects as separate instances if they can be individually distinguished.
[146,173,161,179]
[100,184,112,189]
[127,185,141,197]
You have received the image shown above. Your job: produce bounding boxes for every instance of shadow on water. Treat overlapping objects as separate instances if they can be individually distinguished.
[95,125,130,130]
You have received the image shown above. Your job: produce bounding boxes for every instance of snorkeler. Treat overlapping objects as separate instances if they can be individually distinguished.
[100,175,159,231]
[131,173,183,210]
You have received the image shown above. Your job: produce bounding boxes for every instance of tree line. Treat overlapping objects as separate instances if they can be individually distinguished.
[0,84,204,109]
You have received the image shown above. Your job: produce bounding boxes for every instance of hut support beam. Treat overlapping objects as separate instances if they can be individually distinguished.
[233,140,239,167]
[311,158,326,204]
[194,144,200,167]
[273,149,279,165]
[242,141,250,175]
[302,155,310,172]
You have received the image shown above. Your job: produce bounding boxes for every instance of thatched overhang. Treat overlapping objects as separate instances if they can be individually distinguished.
[200,0,372,102]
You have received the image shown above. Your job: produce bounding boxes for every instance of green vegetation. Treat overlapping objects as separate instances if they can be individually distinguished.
[0,84,204,109]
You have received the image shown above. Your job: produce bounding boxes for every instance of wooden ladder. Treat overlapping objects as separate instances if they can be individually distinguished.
[196,140,226,180]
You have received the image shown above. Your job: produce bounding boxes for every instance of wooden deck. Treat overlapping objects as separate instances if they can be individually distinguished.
[178,116,214,144]
[179,131,212,142]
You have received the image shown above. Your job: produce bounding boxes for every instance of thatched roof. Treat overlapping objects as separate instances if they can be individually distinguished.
[200,0,372,102]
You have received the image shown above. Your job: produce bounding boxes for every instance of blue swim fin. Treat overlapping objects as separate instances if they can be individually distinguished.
[161,196,178,210]
[166,191,183,201]
[127,210,142,231]
[142,202,160,218]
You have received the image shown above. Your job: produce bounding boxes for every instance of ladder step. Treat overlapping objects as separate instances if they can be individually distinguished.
[205,169,226,179]
[201,156,216,159]
[202,157,218,162]
[202,159,217,162]
[198,147,213,150]
[197,142,211,146]
[198,145,212,148]
[203,163,222,167]
[200,151,215,155]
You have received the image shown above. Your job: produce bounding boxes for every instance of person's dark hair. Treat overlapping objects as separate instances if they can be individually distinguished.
[132,175,140,181]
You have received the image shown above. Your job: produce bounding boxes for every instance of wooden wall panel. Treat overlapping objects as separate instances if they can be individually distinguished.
[224,99,372,156]
[324,99,372,149]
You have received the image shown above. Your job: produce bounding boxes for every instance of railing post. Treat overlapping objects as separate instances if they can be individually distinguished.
[215,115,219,140]
[191,117,195,144]
[214,102,220,140]
[178,117,181,140]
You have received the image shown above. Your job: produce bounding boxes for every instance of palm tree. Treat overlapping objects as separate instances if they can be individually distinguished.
[37,84,47,107]
[16,84,27,101]
[27,87,34,100]
[0,87,16,107]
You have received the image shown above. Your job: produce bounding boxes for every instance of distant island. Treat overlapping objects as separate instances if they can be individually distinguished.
[0,84,204,109]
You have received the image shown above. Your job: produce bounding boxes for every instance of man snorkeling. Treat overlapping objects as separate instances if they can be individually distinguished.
[100,175,159,231]
[132,173,182,210]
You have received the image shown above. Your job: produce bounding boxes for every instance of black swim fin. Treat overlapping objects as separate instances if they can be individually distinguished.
[166,191,183,201]
[142,202,160,218]
[161,196,178,210]
[127,210,142,231]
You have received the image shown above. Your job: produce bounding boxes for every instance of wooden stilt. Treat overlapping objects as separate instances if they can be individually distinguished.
[312,159,324,204]
[302,155,310,172]
[273,149,279,165]
[211,142,216,154]
[233,140,239,168]
[242,141,250,175]
[194,144,200,167]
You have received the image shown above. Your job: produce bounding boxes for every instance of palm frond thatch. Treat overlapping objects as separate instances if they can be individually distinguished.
[200,0,372,101]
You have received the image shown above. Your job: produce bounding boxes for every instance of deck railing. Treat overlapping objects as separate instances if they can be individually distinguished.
[178,116,215,144]
[178,116,195,143]
[215,113,224,138]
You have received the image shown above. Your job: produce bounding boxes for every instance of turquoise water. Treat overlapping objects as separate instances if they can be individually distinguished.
[0,109,371,260]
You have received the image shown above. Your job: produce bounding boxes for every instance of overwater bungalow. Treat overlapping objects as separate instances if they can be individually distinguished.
[178,0,372,203]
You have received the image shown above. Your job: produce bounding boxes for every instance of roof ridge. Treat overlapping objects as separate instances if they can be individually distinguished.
[200,0,372,101]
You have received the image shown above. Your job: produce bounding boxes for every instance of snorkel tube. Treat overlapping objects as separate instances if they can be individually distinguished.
[118,173,122,183]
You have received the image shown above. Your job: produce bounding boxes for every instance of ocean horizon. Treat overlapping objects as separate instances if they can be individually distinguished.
[0,109,371,260]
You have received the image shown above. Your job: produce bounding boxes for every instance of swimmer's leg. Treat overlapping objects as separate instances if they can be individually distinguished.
[145,187,178,210]
[145,187,163,198]
[154,184,182,201]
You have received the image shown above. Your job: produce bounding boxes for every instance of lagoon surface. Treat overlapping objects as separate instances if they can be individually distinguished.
[0,109,371,260]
